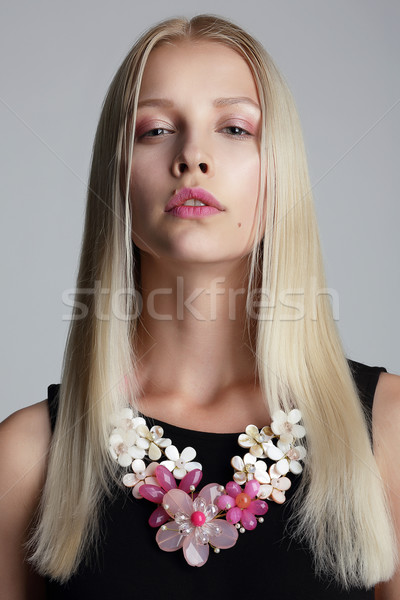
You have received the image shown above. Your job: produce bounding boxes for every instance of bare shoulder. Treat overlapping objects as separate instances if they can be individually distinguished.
[373,372,400,599]
[0,401,51,599]
[0,400,52,472]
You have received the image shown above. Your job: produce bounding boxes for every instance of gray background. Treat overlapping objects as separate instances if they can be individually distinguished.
[1,0,399,421]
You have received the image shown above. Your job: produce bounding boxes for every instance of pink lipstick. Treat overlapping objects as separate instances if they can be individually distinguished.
[165,187,224,219]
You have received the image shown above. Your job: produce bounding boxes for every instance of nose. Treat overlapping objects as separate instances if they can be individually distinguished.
[171,138,214,178]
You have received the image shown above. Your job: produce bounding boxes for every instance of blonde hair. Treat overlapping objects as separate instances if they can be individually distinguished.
[29,14,397,587]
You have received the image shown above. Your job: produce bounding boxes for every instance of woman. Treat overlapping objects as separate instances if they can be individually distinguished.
[0,14,399,599]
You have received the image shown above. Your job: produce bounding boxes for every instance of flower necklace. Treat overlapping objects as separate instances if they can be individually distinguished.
[109,408,306,567]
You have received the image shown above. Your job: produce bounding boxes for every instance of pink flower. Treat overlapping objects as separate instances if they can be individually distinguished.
[216,480,268,530]
[140,465,203,528]
[156,483,238,566]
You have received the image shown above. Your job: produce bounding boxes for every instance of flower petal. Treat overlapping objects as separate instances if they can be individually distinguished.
[162,489,193,518]
[225,481,241,499]
[155,465,177,491]
[287,409,302,424]
[289,461,303,474]
[253,459,266,471]
[217,494,235,511]
[238,434,253,448]
[132,459,146,473]
[208,519,238,549]
[122,473,138,487]
[292,424,306,439]
[271,488,286,504]
[132,481,145,499]
[269,464,280,479]
[249,445,264,458]
[136,424,150,437]
[185,461,202,472]
[160,460,175,472]
[231,456,244,471]
[179,469,203,493]
[180,446,197,462]
[248,499,268,516]
[271,410,286,423]
[173,467,188,480]
[129,446,146,459]
[148,443,162,461]
[276,459,290,475]
[158,438,172,448]
[244,479,260,498]
[254,469,270,485]
[118,453,133,467]
[149,506,170,528]
[136,437,150,450]
[145,462,158,476]
[233,472,247,485]
[139,484,165,503]
[183,533,210,567]
[164,445,179,461]
[266,445,284,461]
[240,508,257,530]
[275,476,291,491]
[226,507,242,524]
[198,483,223,506]
[277,439,291,454]
[245,424,259,438]
[156,522,185,551]
[258,484,272,499]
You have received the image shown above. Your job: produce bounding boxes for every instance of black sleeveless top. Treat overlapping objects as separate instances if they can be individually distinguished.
[45,359,386,599]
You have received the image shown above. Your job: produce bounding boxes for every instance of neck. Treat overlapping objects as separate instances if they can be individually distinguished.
[134,253,258,407]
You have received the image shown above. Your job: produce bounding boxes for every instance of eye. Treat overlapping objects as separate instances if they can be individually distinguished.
[140,128,173,138]
[221,125,251,137]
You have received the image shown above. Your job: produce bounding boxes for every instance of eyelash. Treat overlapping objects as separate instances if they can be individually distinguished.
[221,125,251,137]
[139,128,173,138]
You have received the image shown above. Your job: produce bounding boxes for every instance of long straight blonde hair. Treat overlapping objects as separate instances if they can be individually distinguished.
[29,14,397,587]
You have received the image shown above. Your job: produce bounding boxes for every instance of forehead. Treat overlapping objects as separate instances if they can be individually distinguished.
[138,40,259,103]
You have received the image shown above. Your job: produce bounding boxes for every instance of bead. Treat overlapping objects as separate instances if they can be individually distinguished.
[191,511,206,527]
[258,517,264,523]
[235,523,240,529]
[189,485,195,492]
[164,504,169,510]
[239,527,245,534]
[214,548,220,554]
[161,525,167,531]
[218,486,224,492]
[235,492,251,509]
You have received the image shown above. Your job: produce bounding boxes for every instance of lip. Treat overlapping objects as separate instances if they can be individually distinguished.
[164,187,225,213]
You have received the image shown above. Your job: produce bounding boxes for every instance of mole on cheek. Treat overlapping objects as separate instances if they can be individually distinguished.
[237,223,242,228]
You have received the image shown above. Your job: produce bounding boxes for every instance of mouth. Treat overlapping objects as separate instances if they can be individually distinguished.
[164,187,225,212]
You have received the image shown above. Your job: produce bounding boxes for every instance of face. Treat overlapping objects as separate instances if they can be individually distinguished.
[129,40,262,265]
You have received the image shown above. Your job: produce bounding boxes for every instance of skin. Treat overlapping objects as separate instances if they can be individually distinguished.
[0,40,399,599]
[130,41,267,430]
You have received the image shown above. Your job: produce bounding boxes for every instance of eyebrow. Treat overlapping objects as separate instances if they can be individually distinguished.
[137,96,260,110]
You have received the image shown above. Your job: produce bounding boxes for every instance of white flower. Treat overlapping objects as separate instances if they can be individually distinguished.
[258,471,292,504]
[270,409,305,443]
[231,453,270,485]
[109,426,145,466]
[238,425,274,458]
[122,461,158,498]
[160,445,202,479]
[267,444,307,476]
[134,423,171,460]
[109,409,173,465]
